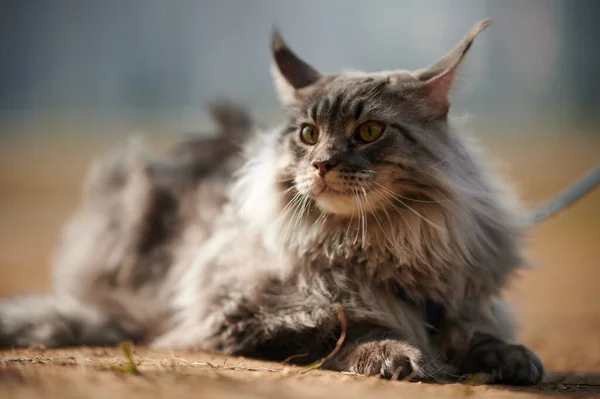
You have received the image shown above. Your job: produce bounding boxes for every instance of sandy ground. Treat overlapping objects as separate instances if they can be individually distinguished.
[0,133,599,398]
[1,346,600,399]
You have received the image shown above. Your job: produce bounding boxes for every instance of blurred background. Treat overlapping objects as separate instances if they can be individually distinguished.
[0,0,599,371]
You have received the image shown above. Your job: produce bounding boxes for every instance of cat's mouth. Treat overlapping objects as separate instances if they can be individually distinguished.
[308,180,376,216]
[310,179,352,197]
[322,184,350,196]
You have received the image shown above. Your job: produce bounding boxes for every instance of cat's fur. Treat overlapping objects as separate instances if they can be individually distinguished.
[0,20,544,385]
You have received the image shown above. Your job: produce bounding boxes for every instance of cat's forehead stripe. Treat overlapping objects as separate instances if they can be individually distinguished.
[308,103,318,121]
[305,77,392,123]
[353,100,365,120]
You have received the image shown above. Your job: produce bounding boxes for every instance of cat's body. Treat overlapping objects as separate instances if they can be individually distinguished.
[0,20,545,385]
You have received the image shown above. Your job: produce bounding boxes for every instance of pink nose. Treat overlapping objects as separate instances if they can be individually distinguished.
[312,160,337,177]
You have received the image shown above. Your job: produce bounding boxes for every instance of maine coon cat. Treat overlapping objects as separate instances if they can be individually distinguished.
[0,19,547,385]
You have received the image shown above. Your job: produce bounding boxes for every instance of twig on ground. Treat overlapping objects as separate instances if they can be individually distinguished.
[281,353,308,365]
[300,303,347,374]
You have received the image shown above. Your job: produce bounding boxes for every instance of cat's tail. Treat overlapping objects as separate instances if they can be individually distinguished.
[529,166,600,224]
[172,99,253,168]
[0,292,157,348]
[207,99,253,139]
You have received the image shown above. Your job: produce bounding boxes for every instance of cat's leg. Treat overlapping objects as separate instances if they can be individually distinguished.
[0,294,147,348]
[324,324,456,381]
[157,265,455,381]
[442,299,545,385]
[205,304,453,381]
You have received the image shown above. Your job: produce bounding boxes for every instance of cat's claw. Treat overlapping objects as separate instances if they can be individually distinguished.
[332,339,456,381]
[343,340,414,379]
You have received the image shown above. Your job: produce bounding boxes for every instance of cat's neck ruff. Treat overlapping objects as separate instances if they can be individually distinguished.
[230,126,525,304]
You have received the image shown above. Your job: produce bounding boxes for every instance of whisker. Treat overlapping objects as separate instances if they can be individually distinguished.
[314,210,329,229]
[378,185,445,232]
[371,186,418,240]
[397,163,490,202]
[277,191,303,222]
[283,185,297,192]
[351,190,361,245]
[358,188,368,247]
[276,178,296,183]
[357,191,366,248]
[371,180,455,204]
[279,193,305,252]
[345,209,355,239]
[292,192,312,246]
[361,187,397,254]
[372,190,409,256]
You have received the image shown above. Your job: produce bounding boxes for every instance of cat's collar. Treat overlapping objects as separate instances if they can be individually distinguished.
[390,281,446,334]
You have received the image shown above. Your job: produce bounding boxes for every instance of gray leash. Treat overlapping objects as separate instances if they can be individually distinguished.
[530,166,600,225]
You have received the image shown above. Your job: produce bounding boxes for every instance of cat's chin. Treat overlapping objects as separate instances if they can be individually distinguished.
[314,191,365,216]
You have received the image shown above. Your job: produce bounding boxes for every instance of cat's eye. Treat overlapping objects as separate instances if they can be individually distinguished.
[357,121,384,143]
[300,124,319,145]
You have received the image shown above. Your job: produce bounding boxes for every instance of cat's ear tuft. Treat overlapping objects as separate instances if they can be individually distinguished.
[415,19,492,119]
[271,28,322,106]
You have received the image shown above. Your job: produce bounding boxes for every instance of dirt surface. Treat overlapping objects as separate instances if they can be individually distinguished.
[0,346,599,399]
[0,134,599,398]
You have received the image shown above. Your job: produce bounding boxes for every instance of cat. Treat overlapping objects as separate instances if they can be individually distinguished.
[0,19,547,385]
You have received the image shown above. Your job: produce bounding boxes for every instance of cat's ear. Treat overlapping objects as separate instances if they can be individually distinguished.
[414,19,491,119]
[271,28,322,106]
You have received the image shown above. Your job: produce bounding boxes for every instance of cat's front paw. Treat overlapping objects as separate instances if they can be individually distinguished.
[329,339,454,381]
[459,338,544,386]
[342,339,413,379]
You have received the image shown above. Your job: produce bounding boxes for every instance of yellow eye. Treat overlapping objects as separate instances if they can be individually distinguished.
[300,124,319,145]
[357,121,384,143]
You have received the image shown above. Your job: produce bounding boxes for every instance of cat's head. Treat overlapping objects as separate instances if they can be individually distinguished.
[270,20,491,217]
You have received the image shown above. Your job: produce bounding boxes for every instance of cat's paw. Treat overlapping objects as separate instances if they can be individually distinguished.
[459,339,544,386]
[342,339,414,379]
[330,339,455,381]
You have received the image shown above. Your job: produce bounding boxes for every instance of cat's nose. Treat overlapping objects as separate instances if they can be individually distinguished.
[312,159,338,178]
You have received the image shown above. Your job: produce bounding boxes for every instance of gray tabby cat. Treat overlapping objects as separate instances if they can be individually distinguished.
[0,20,546,385]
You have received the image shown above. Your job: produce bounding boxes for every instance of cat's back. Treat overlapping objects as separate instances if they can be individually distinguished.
[52,102,253,304]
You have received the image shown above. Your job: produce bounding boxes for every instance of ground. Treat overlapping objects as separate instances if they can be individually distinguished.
[0,133,599,398]
[1,346,600,399]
